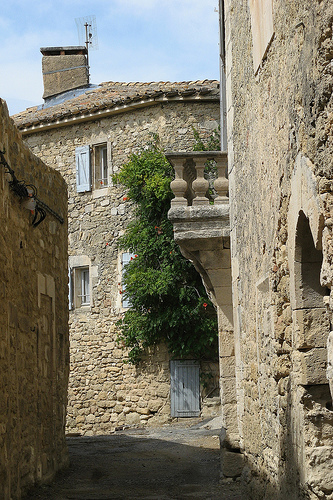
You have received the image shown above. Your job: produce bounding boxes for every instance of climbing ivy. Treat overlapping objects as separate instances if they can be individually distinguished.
[114,135,218,364]
[192,125,221,151]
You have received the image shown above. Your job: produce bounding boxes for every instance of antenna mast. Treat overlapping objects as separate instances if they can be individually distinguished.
[85,22,92,78]
[75,15,98,82]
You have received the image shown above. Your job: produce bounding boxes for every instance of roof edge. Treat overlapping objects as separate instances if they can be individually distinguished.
[17,93,220,135]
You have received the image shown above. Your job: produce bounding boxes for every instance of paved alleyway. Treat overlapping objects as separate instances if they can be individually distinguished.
[25,419,245,500]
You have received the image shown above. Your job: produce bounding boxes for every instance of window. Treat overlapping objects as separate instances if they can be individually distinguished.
[79,268,90,305]
[93,144,108,188]
[75,142,110,192]
[69,266,90,309]
[121,252,136,308]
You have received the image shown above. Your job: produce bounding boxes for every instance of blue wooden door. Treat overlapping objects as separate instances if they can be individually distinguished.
[170,360,200,417]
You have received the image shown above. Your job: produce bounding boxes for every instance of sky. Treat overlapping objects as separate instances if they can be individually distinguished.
[0,0,220,116]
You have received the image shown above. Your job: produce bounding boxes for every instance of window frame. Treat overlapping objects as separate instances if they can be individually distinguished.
[121,252,136,308]
[69,266,91,310]
[75,141,111,193]
[79,267,90,306]
[92,142,109,189]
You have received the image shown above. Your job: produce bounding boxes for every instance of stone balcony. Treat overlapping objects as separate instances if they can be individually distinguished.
[166,152,241,475]
[166,151,230,303]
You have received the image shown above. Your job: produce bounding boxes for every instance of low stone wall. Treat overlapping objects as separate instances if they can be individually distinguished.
[67,328,220,435]
[0,99,69,499]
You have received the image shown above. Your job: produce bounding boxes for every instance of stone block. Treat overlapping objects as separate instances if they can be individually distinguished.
[218,306,234,330]
[222,402,239,435]
[155,383,170,398]
[125,412,141,425]
[249,0,274,73]
[147,414,170,426]
[148,399,161,412]
[220,356,236,378]
[306,446,333,492]
[101,413,111,423]
[199,249,231,270]
[221,378,237,404]
[293,261,326,309]
[292,348,327,385]
[214,286,233,306]
[137,407,150,415]
[292,308,329,349]
[208,268,232,288]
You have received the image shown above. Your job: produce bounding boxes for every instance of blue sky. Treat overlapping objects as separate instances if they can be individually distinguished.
[0,0,220,116]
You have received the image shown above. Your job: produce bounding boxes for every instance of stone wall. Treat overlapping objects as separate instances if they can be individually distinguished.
[0,99,68,499]
[225,0,333,498]
[21,100,221,435]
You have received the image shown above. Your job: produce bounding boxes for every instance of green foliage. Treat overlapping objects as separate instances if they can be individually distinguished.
[114,136,218,364]
[192,126,221,151]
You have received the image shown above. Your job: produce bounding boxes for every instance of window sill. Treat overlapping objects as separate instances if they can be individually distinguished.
[93,187,109,199]
[70,305,91,313]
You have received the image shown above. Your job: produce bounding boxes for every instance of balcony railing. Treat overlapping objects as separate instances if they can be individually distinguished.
[166,151,228,207]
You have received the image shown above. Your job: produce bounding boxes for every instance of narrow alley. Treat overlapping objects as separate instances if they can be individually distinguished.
[25,419,245,500]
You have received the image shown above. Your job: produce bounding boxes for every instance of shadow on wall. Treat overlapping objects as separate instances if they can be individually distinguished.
[241,211,332,499]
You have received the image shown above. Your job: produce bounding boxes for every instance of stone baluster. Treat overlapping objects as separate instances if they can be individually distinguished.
[214,155,229,204]
[170,158,188,207]
[192,158,209,205]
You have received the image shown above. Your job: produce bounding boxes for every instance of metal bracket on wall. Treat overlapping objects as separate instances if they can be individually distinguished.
[0,149,64,227]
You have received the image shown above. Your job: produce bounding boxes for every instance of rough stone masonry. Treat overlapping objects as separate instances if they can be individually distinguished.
[224,0,333,498]
[0,98,69,499]
[14,78,222,436]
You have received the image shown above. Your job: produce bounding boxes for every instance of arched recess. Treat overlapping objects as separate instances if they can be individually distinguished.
[287,154,333,493]
[288,154,330,393]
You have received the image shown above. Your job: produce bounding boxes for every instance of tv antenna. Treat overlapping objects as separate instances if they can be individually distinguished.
[75,15,98,80]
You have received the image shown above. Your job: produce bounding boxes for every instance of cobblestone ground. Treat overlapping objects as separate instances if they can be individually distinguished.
[24,418,246,500]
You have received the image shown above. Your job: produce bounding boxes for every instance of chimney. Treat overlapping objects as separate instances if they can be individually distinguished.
[40,46,89,100]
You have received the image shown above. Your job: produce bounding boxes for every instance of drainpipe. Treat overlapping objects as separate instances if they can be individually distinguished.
[219,0,227,151]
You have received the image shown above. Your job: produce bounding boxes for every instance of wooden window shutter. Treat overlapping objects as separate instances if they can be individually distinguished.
[75,145,91,192]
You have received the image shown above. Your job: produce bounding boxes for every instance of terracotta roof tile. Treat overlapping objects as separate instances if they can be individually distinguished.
[13,80,219,130]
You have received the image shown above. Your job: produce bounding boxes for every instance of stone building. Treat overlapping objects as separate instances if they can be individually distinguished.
[13,48,221,435]
[168,0,333,498]
[0,99,68,499]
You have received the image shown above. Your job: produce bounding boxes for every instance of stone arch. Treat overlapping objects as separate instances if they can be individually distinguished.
[288,154,329,389]
[287,154,333,494]
[288,154,324,307]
